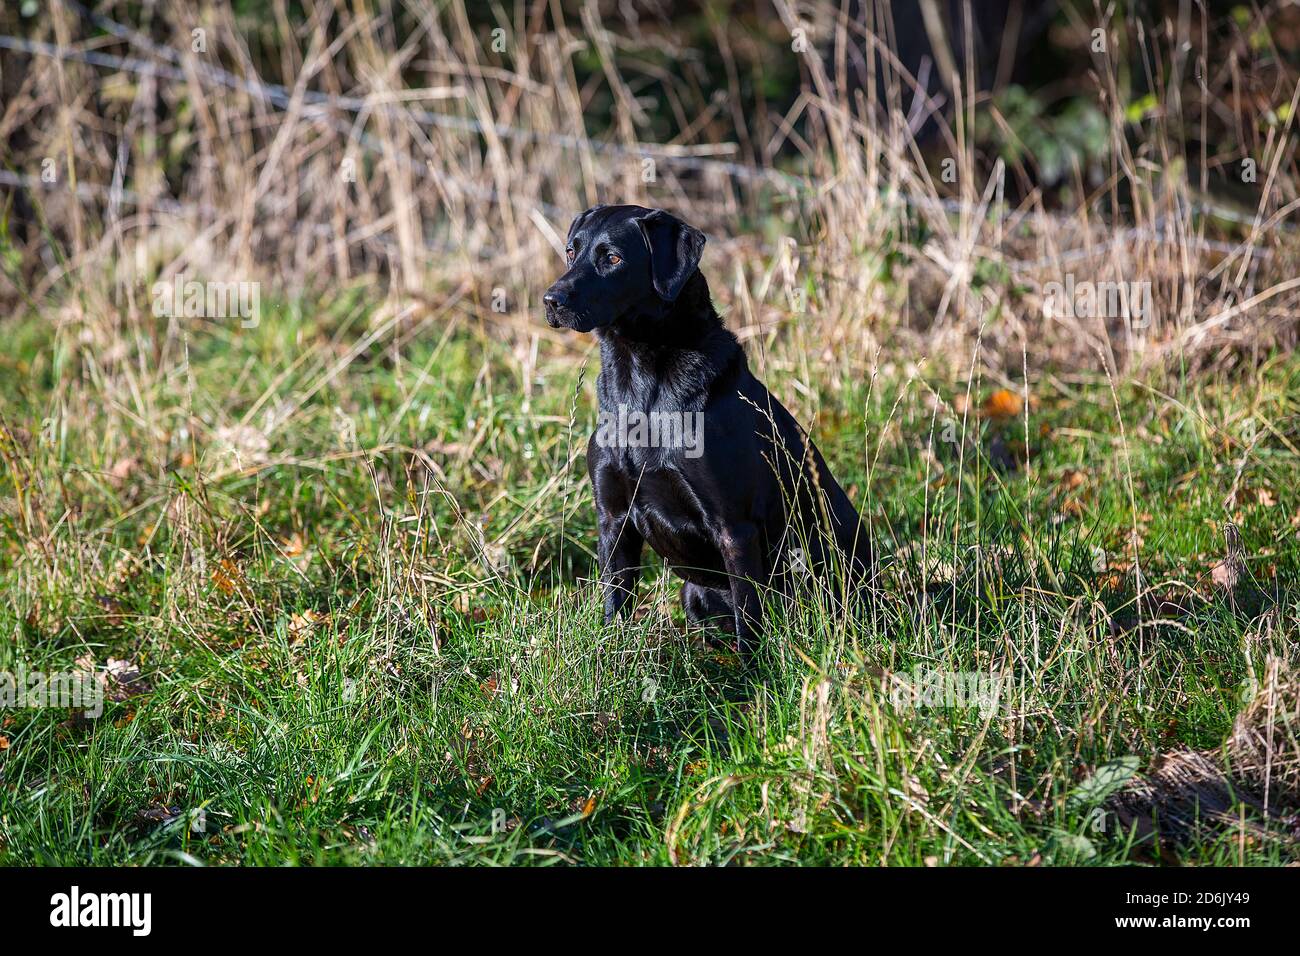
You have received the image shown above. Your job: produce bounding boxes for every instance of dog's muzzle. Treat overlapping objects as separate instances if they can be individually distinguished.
[543,287,593,331]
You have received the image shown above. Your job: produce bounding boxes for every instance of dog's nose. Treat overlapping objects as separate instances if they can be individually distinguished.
[543,288,568,309]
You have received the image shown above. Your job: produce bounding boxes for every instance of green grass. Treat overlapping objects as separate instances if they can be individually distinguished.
[1,287,1298,865]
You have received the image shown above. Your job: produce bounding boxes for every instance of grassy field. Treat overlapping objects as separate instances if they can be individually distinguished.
[2,0,1299,869]
[2,284,1298,866]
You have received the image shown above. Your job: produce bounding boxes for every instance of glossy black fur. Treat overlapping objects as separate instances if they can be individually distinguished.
[544,204,872,657]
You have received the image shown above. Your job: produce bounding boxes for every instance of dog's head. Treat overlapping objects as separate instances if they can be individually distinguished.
[543,205,706,332]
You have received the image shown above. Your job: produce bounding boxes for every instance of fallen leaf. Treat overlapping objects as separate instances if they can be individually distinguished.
[94,593,127,626]
[136,805,183,825]
[288,609,326,643]
[1060,469,1087,491]
[108,457,138,486]
[426,438,469,456]
[1210,560,1239,590]
[104,658,151,701]
[1209,522,1245,591]
[981,389,1024,420]
[211,559,244,596]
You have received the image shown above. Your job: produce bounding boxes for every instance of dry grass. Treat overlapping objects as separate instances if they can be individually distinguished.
[1,1,1296,375]
[1103,655,1300,856]
[1230,653,1300,808]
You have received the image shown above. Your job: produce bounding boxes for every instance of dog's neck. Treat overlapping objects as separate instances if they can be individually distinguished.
[598,270,731,351]
[595,271,742,408]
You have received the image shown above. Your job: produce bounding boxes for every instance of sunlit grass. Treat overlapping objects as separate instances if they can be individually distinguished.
[1,291,1297,865]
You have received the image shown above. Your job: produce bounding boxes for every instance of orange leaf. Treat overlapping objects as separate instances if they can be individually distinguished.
[288,608,325,643]
[212,559,244,596]
[981,389,1024,420]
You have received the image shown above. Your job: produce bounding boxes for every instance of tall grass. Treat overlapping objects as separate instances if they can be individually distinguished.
[2,1,1296,368]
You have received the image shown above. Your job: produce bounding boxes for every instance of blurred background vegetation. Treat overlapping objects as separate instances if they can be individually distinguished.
[1,0,1298,405]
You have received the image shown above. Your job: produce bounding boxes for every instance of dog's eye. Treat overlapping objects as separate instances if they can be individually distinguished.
[607,254,622,266]
[566,248,576,264]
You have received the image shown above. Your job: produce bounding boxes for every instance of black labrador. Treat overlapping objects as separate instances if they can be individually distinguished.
[544,204,872,657]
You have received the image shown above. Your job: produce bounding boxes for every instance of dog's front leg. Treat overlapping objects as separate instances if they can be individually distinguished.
[590,441,644,624]
[720,523,767,659]
[597,509,644,624]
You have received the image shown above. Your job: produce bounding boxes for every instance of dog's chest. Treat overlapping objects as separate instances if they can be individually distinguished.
[594,382,706,470]
[623,467,725,581]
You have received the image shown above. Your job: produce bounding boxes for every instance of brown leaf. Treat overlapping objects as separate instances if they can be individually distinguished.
[211,559,244,596]
[288,608,326,643]
[108,457,138,487]
[94,592,127,626]
[426,438,469,456]
[136,805,182,825]
[1209,522,1245,591]
[1060,469,1087,491]
[1210,560,1238,590]
[104,658,151,701]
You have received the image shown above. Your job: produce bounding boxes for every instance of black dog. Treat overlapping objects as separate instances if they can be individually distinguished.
[544,204,872,656]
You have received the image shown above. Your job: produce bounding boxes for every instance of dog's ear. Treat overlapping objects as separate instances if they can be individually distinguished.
[636,210,706,302]
[566,205,607,247]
